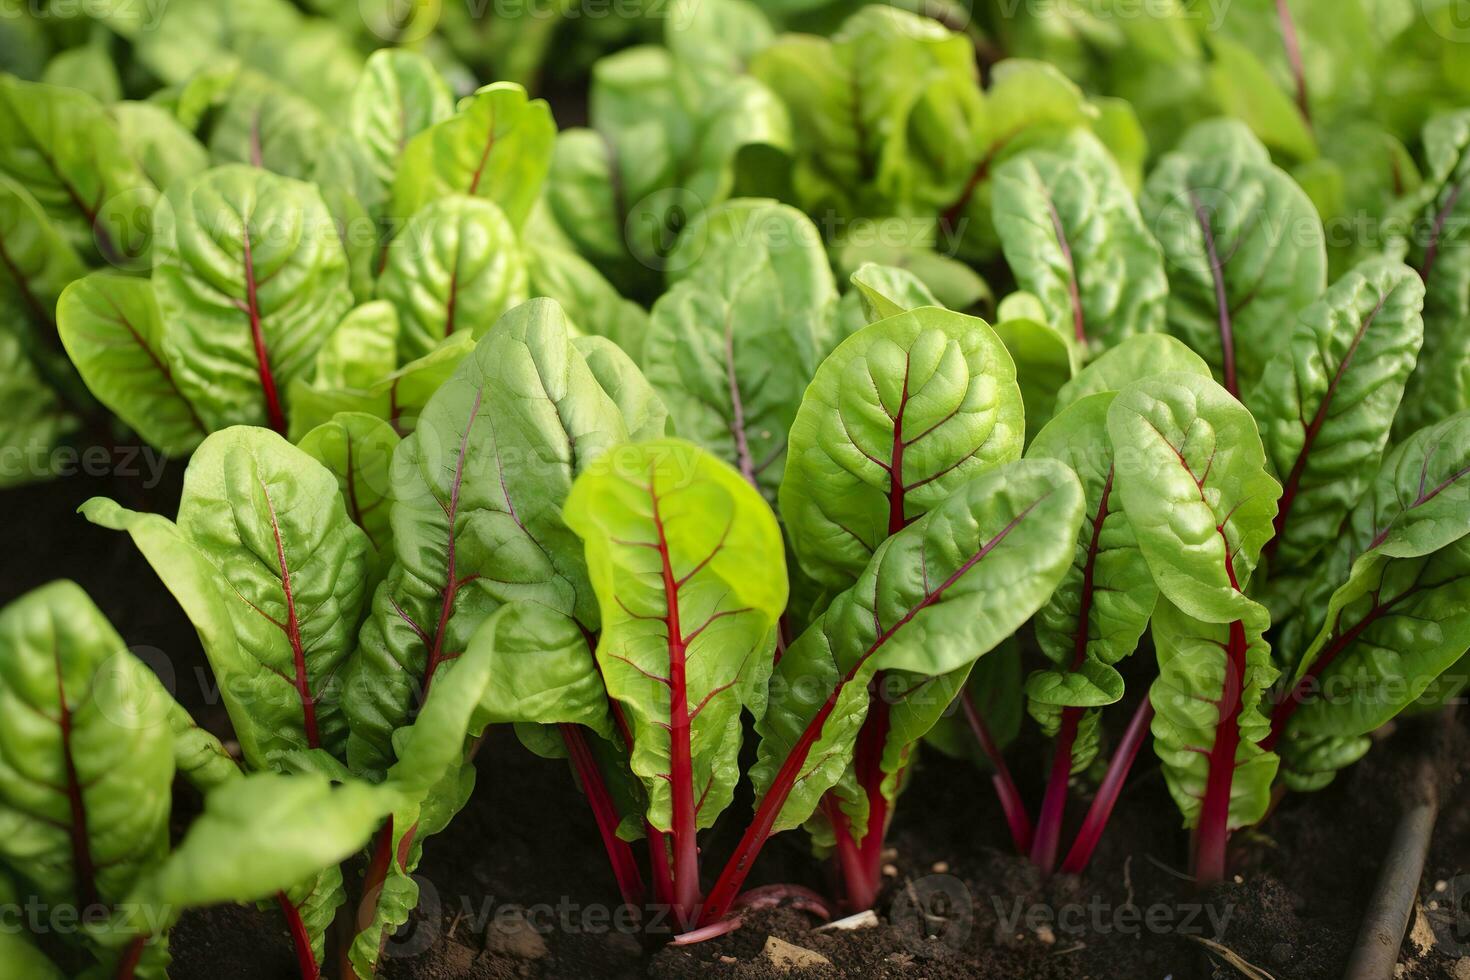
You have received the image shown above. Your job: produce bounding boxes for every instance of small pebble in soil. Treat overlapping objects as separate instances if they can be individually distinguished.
[719,955,738,965]
[1452,957,1470,980]
[1034,923,1056,945]
[1436,879,1449,892]
[483,911,548,961]
[930,861,949,873]
[882,863,898,878]
[763,936,831,972]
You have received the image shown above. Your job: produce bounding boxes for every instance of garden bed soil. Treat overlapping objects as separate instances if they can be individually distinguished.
[4,468,1467,980]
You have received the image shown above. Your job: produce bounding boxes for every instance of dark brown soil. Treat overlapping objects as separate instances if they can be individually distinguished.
[4,465,1468,979]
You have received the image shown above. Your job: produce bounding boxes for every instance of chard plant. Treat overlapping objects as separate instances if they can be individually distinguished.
[79,406,519,975]
[0,579,495,979]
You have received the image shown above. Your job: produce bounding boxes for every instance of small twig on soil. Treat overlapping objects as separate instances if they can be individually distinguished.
[1188,936,1278,980]
[1143,854,1193,883]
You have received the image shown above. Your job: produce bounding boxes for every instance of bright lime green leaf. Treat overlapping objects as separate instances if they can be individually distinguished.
[298,412,400,561]
[376,195,529,359]
[109,101,210,194]
[1106,373,1281,623]
[780,307,1024,592]
[392,82,554,229]
[565,438,787,832]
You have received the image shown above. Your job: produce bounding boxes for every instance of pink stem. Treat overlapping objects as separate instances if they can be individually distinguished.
[560,723,646,910]
[1194,619,1248,885]
[276,891,321,980]
[1060,698,1155,874]
[960,689,1032,854]
[1030,706,1081,872]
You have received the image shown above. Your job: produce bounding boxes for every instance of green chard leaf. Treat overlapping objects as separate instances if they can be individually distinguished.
[1054,332,1211,413]
[0,75,158,266]
[645,202,834,500]
[376,195,529,360]
[83,427,373,770]
[391,82,555,230]
[1396,110,1470,434]
[565,438,788,832]
[297,411,400,562]
[1025,393,1158,768]
[152,165,354,434]
[1107,373,1282,841]
[0,173,85,332]
[312,301,400,392]
[346,299,666,776]
[207,71,331,181]
[1248,259,1425,574]
[1140,119,1327,396]
[754,458,1084,835]
[286,331,475,442]
[992,132,1168,353]
[57,272,209,456]
[349,49,455,193]
[1149,599,1279,829]
[780,306,1025,592]
[0,582,174,971]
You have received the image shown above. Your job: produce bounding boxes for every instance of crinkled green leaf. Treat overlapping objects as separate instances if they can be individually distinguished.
[0,933,63,979]
[1025,392,1157,765]
[1247,259,1424,573]
[1396,110,1470,434]
[84,428,373,769]
[566,438,787,831]
[1106,372,1281,623]
[376,195,528,360]
[287,331,475,441]
[153,165,354,432]
[646,202,833,501]
[1055,333,1210,413]
[313,301,399,392]
[297,412,400,562]
[391,82,554,230]
[992,132,1167,352]
[0,75,157,265]
[57,272,208,456]
[754,458,1083,834]
[1140,119,1327,393]
[346,299,665,776]
[350,49,455,192]
[207,71,331,181]
[780,306,1024,592]
[1285,540,1470,747]
[0,582,174,916]
[1149,599,1278,829]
